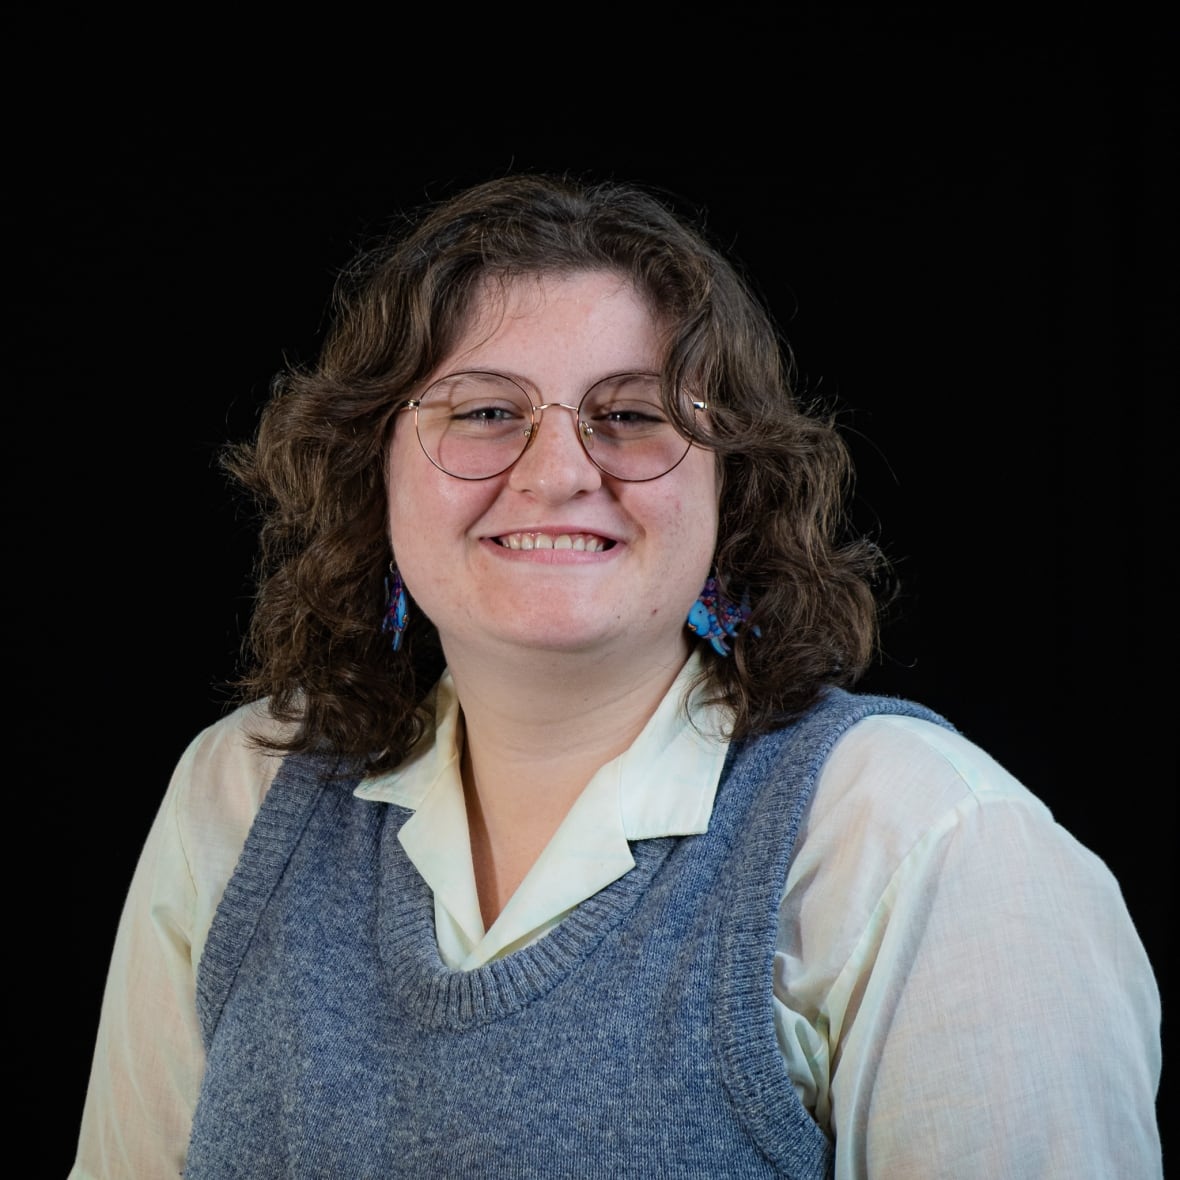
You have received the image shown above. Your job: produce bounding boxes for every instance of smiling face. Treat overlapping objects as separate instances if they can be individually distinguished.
[386,270,719,673]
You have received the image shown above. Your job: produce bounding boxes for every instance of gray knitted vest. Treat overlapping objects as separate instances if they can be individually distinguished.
[186,687,951,1178]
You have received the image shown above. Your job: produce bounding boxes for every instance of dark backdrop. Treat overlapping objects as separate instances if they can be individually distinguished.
[23,29,1173,1173]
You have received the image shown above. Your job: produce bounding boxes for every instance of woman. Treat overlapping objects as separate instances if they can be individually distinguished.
[72,174,1162,1177]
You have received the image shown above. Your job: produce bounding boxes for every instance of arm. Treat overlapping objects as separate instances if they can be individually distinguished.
[70,747,205,1179]
[777,716,1162,1179]
[71,705,282,1179]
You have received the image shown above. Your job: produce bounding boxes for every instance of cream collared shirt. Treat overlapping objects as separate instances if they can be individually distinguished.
[72,660,1162,1178]
[355,669,730,969]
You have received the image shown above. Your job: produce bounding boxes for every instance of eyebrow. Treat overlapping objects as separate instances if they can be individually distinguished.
[427,368,664,395]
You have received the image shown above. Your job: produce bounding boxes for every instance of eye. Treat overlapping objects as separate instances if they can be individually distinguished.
[438,398,530,440]
[594,402,668,425]
[452,402,526,423]
[419,372,532,436]
[583,375,669,431]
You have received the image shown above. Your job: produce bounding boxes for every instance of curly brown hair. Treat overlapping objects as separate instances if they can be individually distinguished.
[222,172,890,772]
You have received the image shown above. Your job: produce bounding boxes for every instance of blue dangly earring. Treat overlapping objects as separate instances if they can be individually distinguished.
[381,564,409,652]
[686,576,761,656]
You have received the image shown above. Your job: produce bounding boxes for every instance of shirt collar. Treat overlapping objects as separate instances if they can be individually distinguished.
[353,654,732,964]
[354,652,730,840]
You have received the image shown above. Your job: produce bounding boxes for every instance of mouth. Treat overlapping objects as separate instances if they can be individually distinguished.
[493,531,615,552]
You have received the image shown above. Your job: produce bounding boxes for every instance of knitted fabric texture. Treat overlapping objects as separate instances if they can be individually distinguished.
[187,687,952,1178]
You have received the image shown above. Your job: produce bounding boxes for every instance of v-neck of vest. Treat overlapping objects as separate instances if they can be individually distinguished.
[377,824,680,1029]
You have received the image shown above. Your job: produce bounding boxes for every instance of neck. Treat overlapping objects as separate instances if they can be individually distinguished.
[444,638,693,927]
[452,643,690,772]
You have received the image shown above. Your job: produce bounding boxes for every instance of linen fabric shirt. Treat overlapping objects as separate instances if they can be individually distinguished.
[72,658,1162,1178]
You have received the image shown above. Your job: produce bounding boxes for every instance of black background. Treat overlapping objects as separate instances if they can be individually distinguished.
[23,26,1173,1172]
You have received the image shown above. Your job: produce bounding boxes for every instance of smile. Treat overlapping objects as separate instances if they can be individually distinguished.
[494,532,614,552]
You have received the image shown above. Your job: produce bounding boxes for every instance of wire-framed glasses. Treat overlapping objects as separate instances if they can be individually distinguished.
[399,370,707,482]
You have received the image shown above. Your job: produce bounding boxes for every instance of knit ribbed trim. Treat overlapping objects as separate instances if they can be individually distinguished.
[195,753,349,1048]
[197,750,682,1039]
[714,688,954,1173]
[378,827,679,1030]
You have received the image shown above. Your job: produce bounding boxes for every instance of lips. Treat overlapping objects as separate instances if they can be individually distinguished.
[494,532,615,552]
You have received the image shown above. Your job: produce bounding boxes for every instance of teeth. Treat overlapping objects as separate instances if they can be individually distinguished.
[498,532,608,552]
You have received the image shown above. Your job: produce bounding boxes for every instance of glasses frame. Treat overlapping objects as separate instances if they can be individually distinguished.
[397,369,708,482]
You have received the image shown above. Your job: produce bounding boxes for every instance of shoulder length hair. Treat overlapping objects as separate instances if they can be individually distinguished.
[222,172,889,771]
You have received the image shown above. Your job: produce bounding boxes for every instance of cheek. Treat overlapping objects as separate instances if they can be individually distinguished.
[385,432,420,547]
[684,501,720,577]
[670,452,720,558]
[386,434,501,556]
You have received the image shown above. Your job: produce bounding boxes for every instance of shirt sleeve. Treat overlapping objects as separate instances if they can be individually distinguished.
[774,715,1163,1180]
[70,704,283,1180]
[69,741,206,1179]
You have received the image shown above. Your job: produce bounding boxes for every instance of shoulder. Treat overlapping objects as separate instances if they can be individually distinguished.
[166,701,296,930]
[172,699,295,826]
[815,709,1047,830]
[740,692,1047,847]
[800,709,1121,890]
[786,709,1147,987]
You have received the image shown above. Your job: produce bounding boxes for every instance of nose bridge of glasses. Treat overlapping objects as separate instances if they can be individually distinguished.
[528,401,593,444]
[532,400,583,418]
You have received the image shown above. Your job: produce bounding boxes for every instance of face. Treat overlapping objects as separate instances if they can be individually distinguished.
[386,270,719,671]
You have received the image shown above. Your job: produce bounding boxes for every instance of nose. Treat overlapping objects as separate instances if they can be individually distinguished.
[507,402,603,500]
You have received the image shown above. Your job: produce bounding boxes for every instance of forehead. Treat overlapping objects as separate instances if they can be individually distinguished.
[441,270,668,375]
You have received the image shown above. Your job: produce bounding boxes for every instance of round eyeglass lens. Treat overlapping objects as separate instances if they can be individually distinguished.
[577,374,694,480]
[415,373,534,479]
